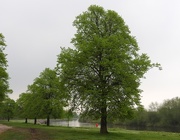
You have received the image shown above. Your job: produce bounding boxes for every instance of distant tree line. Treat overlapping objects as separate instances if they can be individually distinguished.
[120,97,180,131]
[1,96,180,132]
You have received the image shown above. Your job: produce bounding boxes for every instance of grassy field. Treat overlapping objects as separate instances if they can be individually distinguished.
[0,121,180,140]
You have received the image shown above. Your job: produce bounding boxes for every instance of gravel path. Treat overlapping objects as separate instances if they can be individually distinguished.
[0,124,12,134]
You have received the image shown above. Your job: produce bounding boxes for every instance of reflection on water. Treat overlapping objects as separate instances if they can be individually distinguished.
[50,119,96,128]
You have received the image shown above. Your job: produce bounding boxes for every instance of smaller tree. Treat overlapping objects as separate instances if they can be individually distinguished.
[28,68,68,126]
[65,109,74,127]
[16,93,36,123]
[0,97,16,121]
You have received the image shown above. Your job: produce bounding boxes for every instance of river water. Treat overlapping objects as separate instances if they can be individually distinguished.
[50,120,180,132]
[50,119,96,127]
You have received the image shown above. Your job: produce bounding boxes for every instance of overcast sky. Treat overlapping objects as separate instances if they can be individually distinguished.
[1,0,180,108]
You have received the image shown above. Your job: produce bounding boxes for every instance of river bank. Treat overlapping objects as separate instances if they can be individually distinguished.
[7,119,180,133]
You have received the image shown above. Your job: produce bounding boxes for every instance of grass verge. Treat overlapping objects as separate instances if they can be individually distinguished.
[0,121,180,140]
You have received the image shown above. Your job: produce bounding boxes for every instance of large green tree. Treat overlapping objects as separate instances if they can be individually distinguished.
[57,5,160,134]
[0,33,11,102]
[28,68,67,126]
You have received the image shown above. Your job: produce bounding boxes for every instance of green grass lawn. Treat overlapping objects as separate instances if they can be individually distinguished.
[0,121,180,140]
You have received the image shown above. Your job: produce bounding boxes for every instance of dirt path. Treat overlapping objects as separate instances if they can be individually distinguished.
[0,124,12,134]
[28,128,50,140]
[29,128,42,140]
[0,124,50,139]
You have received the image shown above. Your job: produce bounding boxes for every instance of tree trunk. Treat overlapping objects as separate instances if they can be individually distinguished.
[47,115,50,126]
[34,117,37,124]
[25,118,28,123]
[100,107,108,134]
[68,115,70,127]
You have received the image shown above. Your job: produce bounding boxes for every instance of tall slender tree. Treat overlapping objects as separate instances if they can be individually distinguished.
[0,33,11,102]
[57,5,160,134]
